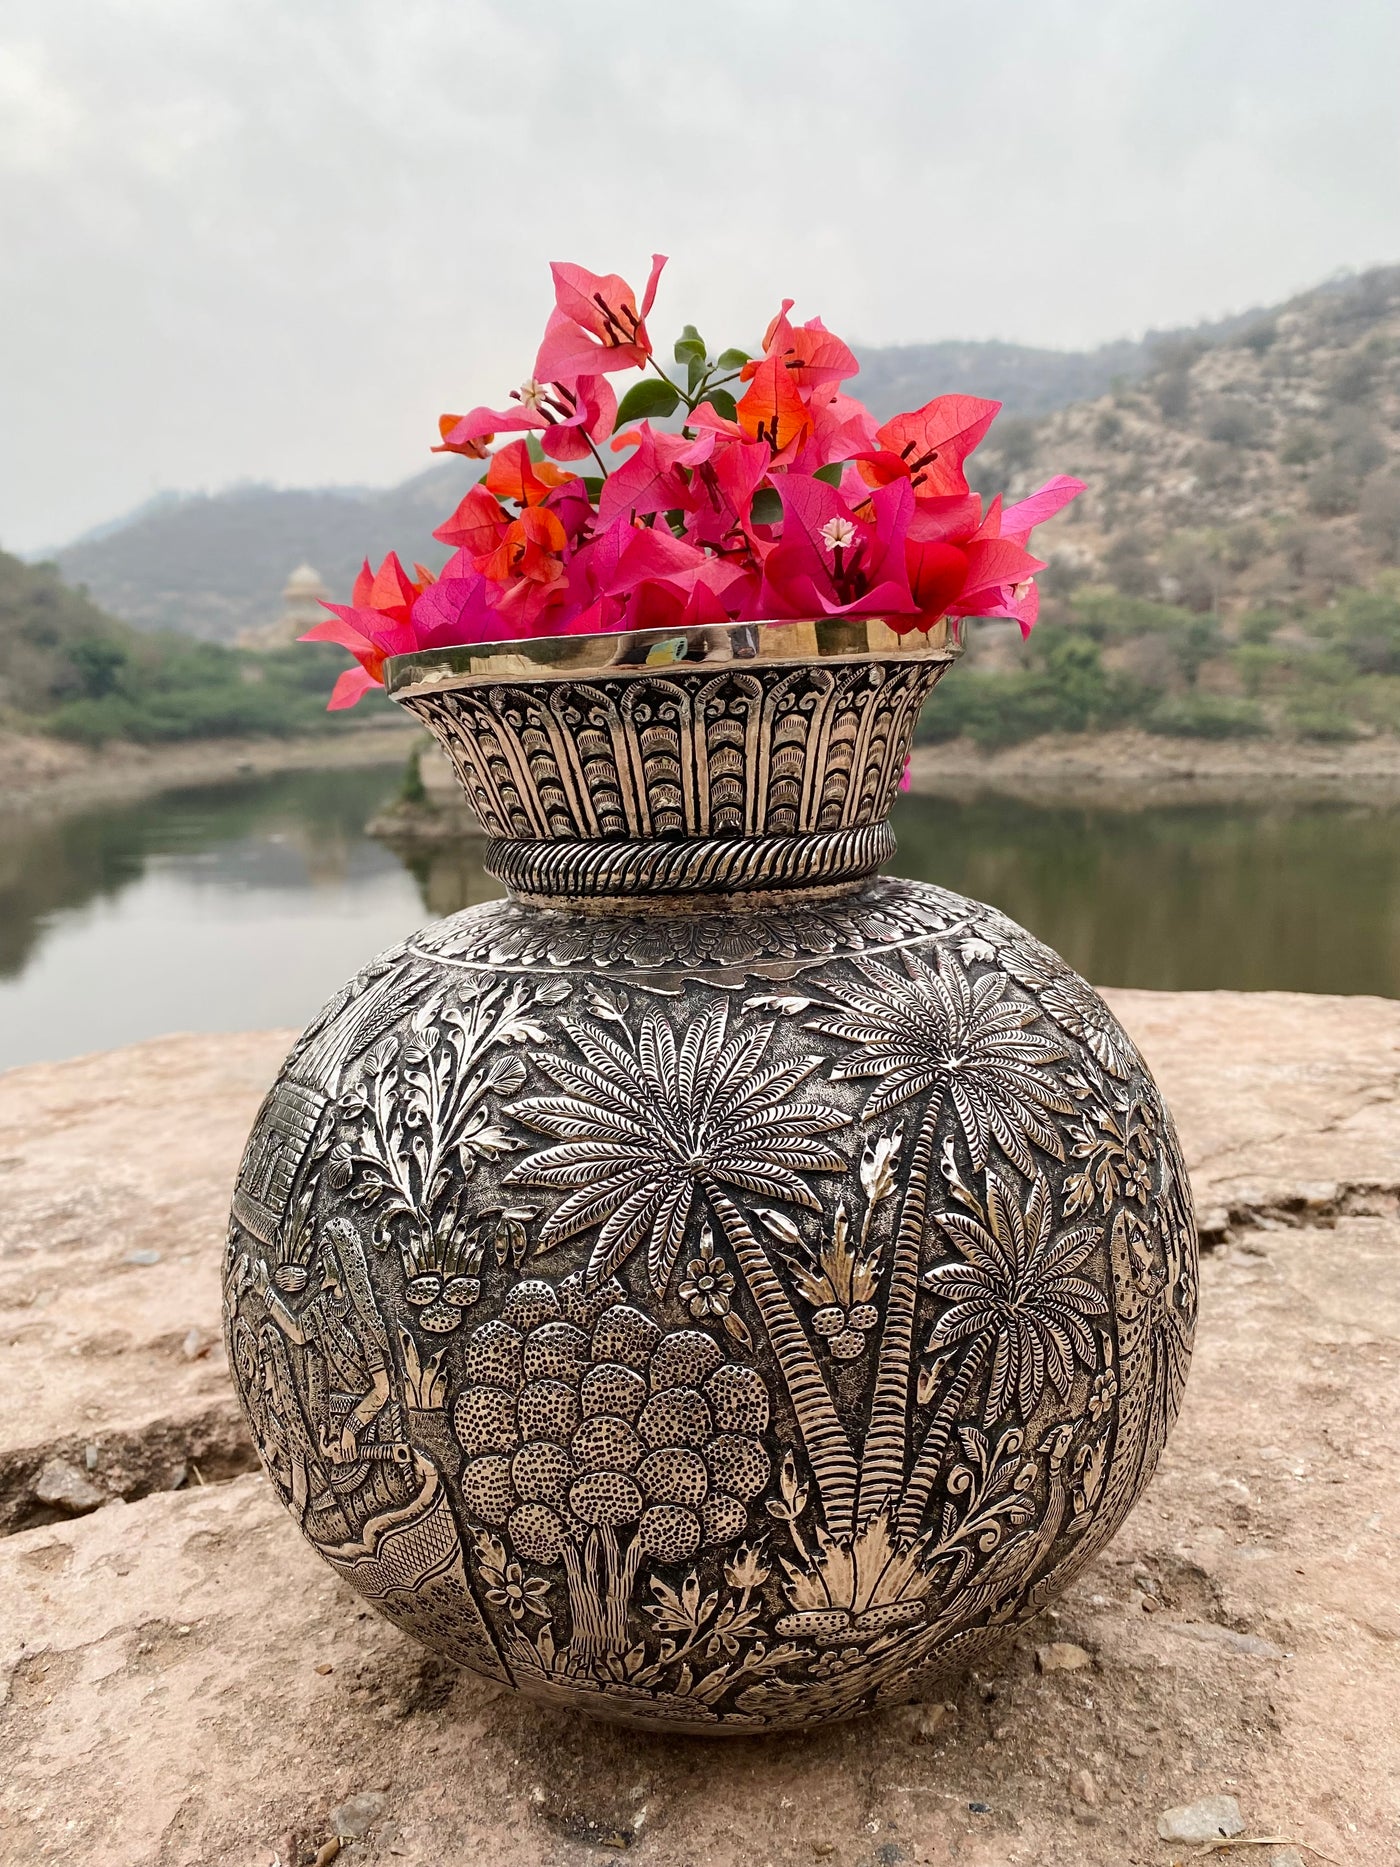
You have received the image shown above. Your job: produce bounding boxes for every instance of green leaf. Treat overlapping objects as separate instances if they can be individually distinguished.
[813,462,845,486]
[687,353,708,394]
[616,377,681,424]
[716,348,751,371]
[703,388,738,424]
[750,487,783,526]
[524,434,547,462]
[674,324,707,366]
[581,476,605,502]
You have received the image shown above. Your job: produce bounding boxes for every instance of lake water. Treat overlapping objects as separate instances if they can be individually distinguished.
[2,763,1397,1071]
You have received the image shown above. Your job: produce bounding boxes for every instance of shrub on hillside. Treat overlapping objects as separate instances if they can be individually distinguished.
[1284,697,1360,741]
[918,635,1145,749]
[1328,582,1400,675]
[1143,694,1268,739]
[1307,462,1361,517]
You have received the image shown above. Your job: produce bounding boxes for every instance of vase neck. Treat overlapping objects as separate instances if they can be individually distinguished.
[392,644,957,911]
[482,822,898,911]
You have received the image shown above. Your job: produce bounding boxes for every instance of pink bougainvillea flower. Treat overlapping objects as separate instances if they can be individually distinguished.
[432,485,510,559]
[409,564,508,649]
[896,501,1045,638]
[536,373,618,461]
[1000,474,1085,544]
[743,302,859,395]
[301,552,435,707]
[735,351,813,462]
[607,521,748,632]
[857,394,1001,501]
[480,504,569,587]
[483,439,574,508]
[680,432,770,553]
[758,474,915,620]
[957,473,1084,634]
[434,400,542,456]
[596,424,694,528]
[431,412,496,459]
[533,255,667,383]
[542,474,596,544]
[791,387,881,475]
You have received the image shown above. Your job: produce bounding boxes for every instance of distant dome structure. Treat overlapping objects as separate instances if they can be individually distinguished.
[237,563,333,650]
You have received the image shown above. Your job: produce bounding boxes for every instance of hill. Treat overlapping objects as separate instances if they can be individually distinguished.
[916,267,1400,750]
[973,264,1400,612]
[46,304,1281,644]
[49,461,484,645]
[0,549,383,745]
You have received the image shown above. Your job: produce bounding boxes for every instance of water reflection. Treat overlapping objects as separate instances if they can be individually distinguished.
[891,794,1400,997]
[0,768,420,1068]
[396,793,1400,1000]
[0,767,1396,1071]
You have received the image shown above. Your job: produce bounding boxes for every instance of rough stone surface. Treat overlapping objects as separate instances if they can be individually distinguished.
[1156,1793,1246,1842]
[0,1033,288,1532]
[3,992,1399,1864]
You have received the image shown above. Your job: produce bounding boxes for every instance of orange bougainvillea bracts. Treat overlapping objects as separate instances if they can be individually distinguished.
[307,255,1084,701]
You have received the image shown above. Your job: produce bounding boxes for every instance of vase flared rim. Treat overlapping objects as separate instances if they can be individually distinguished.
[384,614,959,700]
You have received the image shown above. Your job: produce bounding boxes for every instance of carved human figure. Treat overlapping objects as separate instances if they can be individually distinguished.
[254,1218,413,1540]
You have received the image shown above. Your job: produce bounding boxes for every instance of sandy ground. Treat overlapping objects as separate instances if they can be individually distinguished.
[0,726,418,817]
[906,730,1400,808]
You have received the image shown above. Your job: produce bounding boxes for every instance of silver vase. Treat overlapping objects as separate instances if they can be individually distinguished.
[223,617,1196,1731]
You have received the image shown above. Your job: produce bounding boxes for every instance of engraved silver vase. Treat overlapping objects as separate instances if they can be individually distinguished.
[223,617,1197,1731]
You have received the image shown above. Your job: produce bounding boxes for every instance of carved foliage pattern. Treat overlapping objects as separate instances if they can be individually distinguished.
[399,661,944,845]
[223,879,1197,1730]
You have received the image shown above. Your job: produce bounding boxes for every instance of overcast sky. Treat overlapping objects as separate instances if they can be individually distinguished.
[2,0,1398,553]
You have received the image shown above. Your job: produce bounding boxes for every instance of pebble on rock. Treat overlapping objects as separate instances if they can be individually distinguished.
[1156,1795,1246,1843]
[33,1457,105,1513]
[1036,1641,1092,1672]
[330,1792,385,1840]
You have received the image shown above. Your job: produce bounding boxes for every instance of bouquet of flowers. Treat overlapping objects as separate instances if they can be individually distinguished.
[309,255,1083,708]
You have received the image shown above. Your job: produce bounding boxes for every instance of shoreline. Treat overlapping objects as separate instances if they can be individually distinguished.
[0,725,418,817]
[5,722,1399,824]
[906,729,1400,808]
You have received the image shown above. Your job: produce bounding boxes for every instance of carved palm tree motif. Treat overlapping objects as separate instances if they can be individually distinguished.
[804,948,1073,1524]
[807,948,1073,1173]
[996,934,1141,1081]
[504,999,862,1535]
[902,1172,1105,1539]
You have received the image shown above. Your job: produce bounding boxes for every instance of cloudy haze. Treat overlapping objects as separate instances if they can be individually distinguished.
[2,0,1397,553]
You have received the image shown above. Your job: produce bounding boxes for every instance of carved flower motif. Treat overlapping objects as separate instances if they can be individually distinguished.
[486,1560,552,1622]
[678,1233,735,1319]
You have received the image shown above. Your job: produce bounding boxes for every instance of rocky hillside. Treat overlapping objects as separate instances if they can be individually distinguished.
[978,265,1400,612]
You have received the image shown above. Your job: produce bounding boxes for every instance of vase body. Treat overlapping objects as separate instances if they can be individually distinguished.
[223,620,1197,1731]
